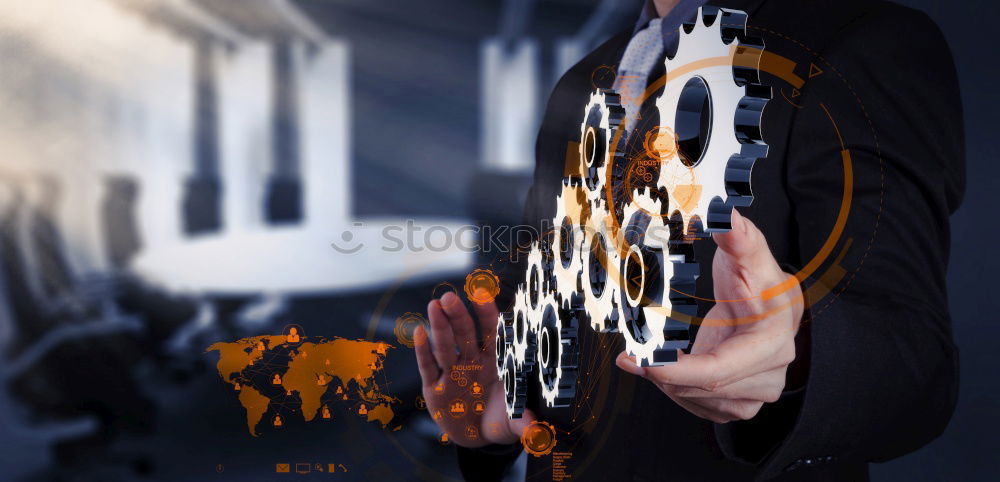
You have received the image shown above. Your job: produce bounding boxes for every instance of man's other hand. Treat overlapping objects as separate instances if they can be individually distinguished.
[415,291,535,447]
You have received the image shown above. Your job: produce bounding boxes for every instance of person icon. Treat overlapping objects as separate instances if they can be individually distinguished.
[287,327,301,343]
[471,381,483,396]
[358,404,368,415]
[466,425,479,440]
[317,375,327,386]
[473,400,486,414]
[233,382,241,391]
[272,373,282,385]
[434,382,444,393]
[322,406,332,419]
[335,385,344,394]
[440,433,449,444]
[325,359,331,366]
[273,415,283,427]
[257,341,266,351]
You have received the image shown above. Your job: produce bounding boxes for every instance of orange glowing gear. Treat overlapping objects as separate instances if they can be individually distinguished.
[521,421,557,457]
[643,126,678,160]
[394,312,426,348]
[464,268,501,304]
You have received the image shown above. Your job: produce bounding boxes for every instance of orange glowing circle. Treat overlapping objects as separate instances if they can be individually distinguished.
[590,64,617,89]
[521,421,557,457]
[643,126,678,160]
[464,268,501,305]
[394,312,426,348]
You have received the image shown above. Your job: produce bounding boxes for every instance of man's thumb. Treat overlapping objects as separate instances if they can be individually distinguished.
[712,209,771,265]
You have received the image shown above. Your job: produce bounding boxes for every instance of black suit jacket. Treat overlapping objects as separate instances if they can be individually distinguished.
[460,0,963,480]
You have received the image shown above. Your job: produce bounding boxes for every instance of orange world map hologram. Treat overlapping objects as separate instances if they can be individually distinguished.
[205,328,400,436]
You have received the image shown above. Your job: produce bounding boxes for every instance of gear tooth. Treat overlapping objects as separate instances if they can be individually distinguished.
[724,155,755,204]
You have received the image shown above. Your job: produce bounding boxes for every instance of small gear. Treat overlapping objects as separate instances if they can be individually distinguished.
[617,188,691,366]
[579,90,627,206]
[495,312,514,379]
[536,290,578,407]
[654,6,769,235]
[525,242,550,312]
[501,349,527,419]
[579,199,623,332]
[521,420,558,457]
[510,285,536,367]
[551,181,588,309]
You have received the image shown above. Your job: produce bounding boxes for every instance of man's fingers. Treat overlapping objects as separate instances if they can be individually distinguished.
[413,325,441,386]
[428,299,459,368]
[615,352,647,377]
[668,367,786,402]
[439,292,479,360]
[648,329,793,389]
[679,396,764,423]
[666,393,730,423]
[470,290,500,350]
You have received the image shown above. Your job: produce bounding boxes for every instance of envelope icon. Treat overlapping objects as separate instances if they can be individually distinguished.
[276,463,290,473]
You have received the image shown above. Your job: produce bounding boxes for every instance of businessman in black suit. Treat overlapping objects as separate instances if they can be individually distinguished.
[414,0,964,479]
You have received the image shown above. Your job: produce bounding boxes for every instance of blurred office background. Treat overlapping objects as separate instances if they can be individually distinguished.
[0,0,995,480]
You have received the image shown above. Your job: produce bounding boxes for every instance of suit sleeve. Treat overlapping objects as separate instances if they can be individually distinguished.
[716,6,964,480]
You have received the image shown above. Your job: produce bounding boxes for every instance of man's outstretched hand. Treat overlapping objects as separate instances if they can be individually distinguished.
[617,210,804,423]
[415,291,535,447]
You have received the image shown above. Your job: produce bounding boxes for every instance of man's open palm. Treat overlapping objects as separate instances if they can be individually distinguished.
[617,210,804,422]
[415,291,535,447]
